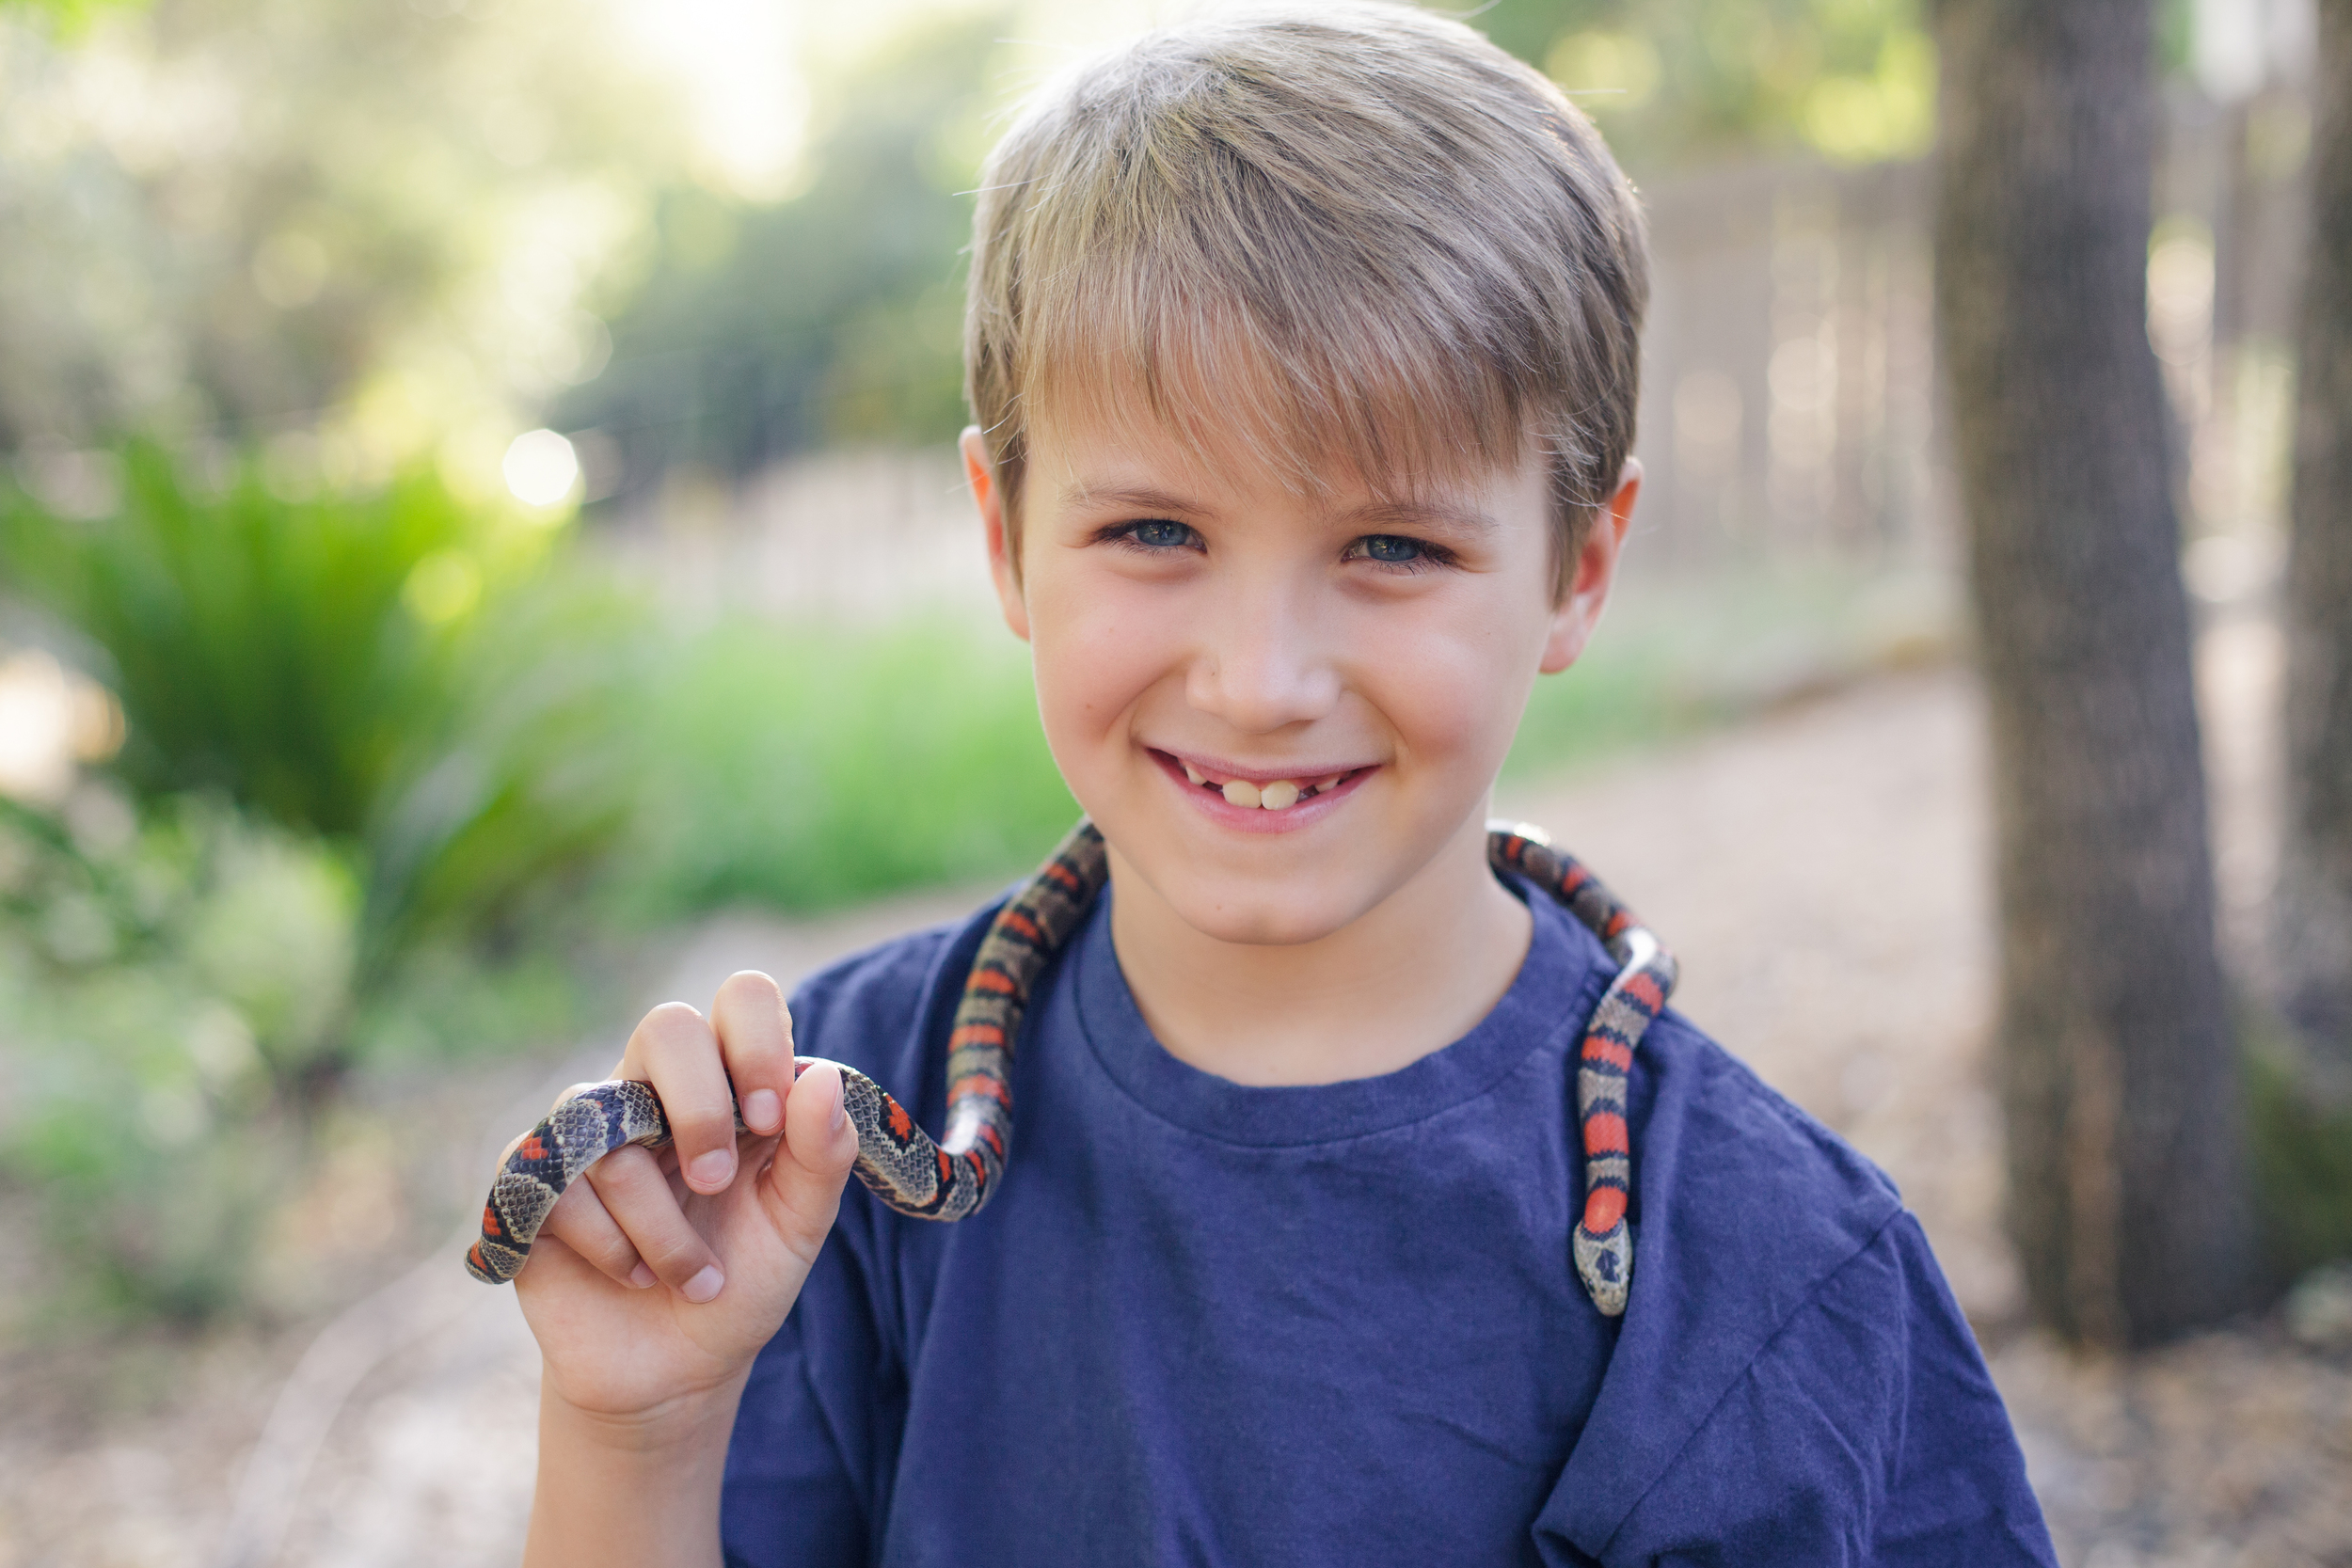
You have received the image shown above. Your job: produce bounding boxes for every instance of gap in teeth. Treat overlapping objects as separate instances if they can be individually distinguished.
[1217,777,1307,810]
[1179,756,1356,809]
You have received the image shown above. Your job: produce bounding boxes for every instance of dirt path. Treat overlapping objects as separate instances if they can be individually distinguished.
[6,645,2347,1567]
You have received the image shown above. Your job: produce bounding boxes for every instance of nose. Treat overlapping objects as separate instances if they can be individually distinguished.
[1184,583,1343,735]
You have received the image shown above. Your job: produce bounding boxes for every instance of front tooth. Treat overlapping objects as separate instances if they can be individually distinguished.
[1259,780,1300,810]
[1317,774,1343,790]
[1222,779,1262,808]
[1183,761,1205,785]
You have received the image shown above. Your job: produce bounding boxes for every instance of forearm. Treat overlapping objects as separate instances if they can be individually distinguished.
[524,1378,749,1568]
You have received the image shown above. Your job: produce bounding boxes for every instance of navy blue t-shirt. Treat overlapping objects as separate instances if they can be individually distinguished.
[722,875,2057,1566]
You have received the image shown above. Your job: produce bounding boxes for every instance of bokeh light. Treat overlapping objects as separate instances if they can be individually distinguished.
[502,427,580,508]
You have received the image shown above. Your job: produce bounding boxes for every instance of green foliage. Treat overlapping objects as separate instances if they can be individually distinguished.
[1468,0,1935,171]
[0,444,639,964]
[0,0,686,451]
[0,778,602,1325]
[2246,1037,2352,1281]
[559,11,1003,492]
[358,562,649,961]
[562,0,1938,491]
[4,444,476,835]
[612,613,1076,917]
[0,0,137,29]
[0,793,346,1320]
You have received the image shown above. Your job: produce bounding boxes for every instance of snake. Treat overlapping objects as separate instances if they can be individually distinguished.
[467,817,1677,1316]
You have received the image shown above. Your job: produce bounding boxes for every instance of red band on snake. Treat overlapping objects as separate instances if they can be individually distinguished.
[465,818,1677,1317]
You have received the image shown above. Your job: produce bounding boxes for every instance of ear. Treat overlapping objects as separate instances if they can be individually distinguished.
[963,425,1030,643]
[1538,458,1640,675]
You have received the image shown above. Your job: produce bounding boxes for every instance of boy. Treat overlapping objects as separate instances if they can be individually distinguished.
[510,7,2057,1563]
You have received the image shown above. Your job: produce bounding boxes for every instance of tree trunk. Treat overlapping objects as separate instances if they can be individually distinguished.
[1932,0,2255,1345]
[2279,0,2352,1101]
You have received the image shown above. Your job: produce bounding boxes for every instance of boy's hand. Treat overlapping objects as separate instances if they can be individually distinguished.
[510,970,862,1426]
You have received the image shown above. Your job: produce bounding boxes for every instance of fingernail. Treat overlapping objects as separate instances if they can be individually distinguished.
[828,1081,847,1133]
[682,1265,724,1304]
[690,1149,735,1188]
[744,1088,781,1131]
[628,1262,656,1290]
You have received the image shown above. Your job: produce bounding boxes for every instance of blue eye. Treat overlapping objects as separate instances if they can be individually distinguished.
[1359,535,1422,563]
[1129,519,1195,548]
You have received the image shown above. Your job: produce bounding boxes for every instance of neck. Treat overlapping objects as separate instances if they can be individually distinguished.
[1104,812,1534,1086]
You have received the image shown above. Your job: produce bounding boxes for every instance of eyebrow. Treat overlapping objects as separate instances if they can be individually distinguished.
[1336,499,1500,540]
[1059,483,1214,519]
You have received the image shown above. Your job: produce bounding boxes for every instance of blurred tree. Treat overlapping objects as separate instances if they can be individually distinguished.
[2279,2,2352,1102]
[560,0,1943,503]
[1934,0,2253,1344]
[2260,0,2352,1272]
[0,0,685,456]
[1467,0,1936,170]
[556,10,1003,499]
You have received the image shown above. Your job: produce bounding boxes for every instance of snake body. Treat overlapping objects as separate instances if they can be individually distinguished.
[467,817,1676,1315]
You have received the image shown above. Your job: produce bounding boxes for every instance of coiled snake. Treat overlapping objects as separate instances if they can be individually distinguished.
[467,818,1677,1316]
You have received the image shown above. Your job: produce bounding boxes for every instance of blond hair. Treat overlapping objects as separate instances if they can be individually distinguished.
[963,2,1649,598]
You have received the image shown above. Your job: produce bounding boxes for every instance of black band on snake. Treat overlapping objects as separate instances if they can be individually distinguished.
[466,818,1678,1317]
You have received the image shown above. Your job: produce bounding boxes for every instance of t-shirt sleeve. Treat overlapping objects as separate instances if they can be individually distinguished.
[1594,1212,2057,1567]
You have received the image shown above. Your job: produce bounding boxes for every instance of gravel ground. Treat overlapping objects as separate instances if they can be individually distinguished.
[5,636,2347,1567]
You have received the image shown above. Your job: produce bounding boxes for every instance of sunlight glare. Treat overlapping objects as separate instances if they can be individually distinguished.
[503,428,580,508]
[607,0,804,198]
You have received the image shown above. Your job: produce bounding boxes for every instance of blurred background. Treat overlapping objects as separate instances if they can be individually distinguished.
[0,0,2343,1563]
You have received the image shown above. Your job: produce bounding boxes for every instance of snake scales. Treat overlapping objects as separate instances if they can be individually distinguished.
[467,817,1677,1316]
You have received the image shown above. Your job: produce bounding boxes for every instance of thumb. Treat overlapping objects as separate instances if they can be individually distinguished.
[759,1059,862,1266]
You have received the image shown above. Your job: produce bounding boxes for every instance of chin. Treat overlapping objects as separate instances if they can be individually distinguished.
[1156,869,1373,947]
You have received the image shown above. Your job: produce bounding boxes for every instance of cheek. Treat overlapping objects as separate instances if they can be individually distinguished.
[1356,592,1544,769]
[1025,570,1178,752]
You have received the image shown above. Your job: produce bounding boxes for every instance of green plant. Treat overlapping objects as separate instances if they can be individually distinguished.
[0,442,636,965]
[611,613,1076,918]
[4,442,505,835]
[2246,1031,2352,1283]
[0,792,351,1321]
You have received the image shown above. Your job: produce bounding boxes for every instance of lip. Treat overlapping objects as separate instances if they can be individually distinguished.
[1147,747,1378,833]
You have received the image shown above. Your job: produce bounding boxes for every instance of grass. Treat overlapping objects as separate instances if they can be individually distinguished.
[608,612,1078,918]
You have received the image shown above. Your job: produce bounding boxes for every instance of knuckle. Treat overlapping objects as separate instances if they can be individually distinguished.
[623,1002,707,1066]
[716,970,782,1009]
[586,1144,662,1197]
[675,1103,739,1142]
[646,999,707,1030]
[644,1227,711,1278]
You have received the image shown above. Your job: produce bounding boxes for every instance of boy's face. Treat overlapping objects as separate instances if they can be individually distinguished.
[963,404,1633,949]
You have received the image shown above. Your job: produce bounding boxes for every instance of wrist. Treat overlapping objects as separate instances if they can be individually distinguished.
[526,1376,749,1568]
[541,1371,751,1456]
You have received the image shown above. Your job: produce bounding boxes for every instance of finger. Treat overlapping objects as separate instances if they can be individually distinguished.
[759,1060,864,1266]
[621,1003,741,1196]
[710,972,796,1136]
[540,1171,656,1289]
[584,1144,724,1302]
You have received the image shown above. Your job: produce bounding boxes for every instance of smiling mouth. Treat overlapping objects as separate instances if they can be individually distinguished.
[1152,752,1370,813]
